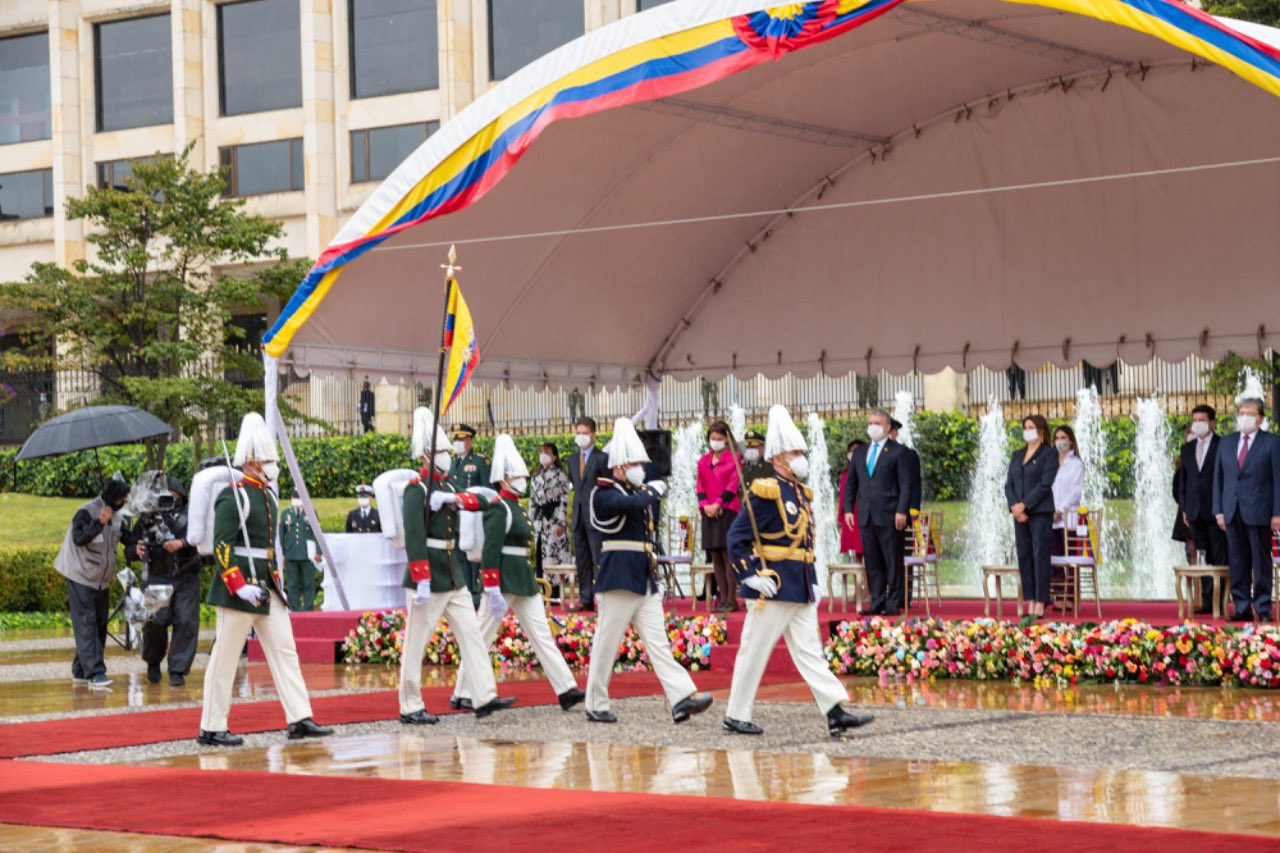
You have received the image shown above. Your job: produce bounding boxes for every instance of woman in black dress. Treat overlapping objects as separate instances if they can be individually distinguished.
[1005,414,1059,620]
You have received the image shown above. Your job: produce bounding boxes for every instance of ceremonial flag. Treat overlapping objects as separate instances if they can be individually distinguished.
[441,280,479,414]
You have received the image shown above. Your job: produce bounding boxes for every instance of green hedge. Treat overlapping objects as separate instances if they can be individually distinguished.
[0,546,66,612]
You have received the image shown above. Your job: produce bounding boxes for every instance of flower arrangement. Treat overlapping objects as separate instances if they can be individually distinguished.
[826,617,1280,689]
[341,609,727,672]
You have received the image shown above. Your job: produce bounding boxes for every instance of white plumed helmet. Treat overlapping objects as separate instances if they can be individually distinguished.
[489,434,529,483]
[607,417,650,469]
[232,412,277,465]
[410,407,450,459]
[763,404,807,460]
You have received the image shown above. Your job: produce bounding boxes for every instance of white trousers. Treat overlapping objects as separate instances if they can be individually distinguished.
[398,587,497,715]
[726,600,847,723]
[585,590,696,714]
[455,593,577,701]
[200,593,313,732]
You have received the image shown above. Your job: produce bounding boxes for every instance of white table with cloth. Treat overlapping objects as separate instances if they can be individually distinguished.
[319,533,407,611]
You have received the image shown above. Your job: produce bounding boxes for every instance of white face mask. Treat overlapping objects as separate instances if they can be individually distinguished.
[539,453,553,467]
[625,465,646,486]
[1023,428,1040,444]
[1238,414,1259,434]
[575,433,593,449]
[788,455,810,480]
[261,462,280,481]
[709,439,726,453]
[1190,421,1211,438]
[867,424,886,442]
[847,452,854,462]
[452,440,467,457]
[290,498,302,509]
[357,497,370,509]
[433,451,452,473]
[507,478,528,495]
[1054,439,1070,453]
[744,448,760,463]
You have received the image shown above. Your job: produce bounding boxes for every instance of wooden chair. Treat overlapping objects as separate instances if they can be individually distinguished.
[827,561,869,613]
[1050,508,1103,618]
[904,509,943,615]
[689,564,716,610]
[1174,564,1229,620]
[542,565,578,605]
[981,564,1022,618]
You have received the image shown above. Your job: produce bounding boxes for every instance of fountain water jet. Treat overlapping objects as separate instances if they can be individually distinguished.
[806,413,837,588]
[1131,396,1179,598]
[961,396,1013,586]
[665,419,704,555]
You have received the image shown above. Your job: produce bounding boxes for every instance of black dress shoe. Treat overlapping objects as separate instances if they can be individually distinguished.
[723,717,763,735]
[473,696,518,718]
[1193,605,1214,616]
[1259,612,1273,623]
[827,704,874,737]
[146,663,161,684]
[558,687,586,711]
[400,709,439,725]
[287,717,334,739]
[197,729,244,747]
[169,672,185,687]
[449,696,474,711]
[880,608,901,617]
[585,709,617,723]
[671,693,713,724]
[1229,610,1255,623]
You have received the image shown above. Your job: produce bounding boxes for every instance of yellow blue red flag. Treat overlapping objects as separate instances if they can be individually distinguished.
[442,280,479,414]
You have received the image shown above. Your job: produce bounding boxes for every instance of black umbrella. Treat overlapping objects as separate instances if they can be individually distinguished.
[15,405,174,461]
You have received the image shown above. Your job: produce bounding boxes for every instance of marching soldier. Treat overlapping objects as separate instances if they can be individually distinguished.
[345,484,382,532]
[452,434,584,711]
[723,405,874,738]
[739,430,772,492]
[584,417,712,725]
[398,408,517,725]
[198,413,332,747]
[279,492,320,611]
[450,423,491,605]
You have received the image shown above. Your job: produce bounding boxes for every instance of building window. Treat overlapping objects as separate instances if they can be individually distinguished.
[218,0,302,116]
[488,0,583,81]
[219,139,304,197]
[350,122,435,183]
[0,32,51,145]
[96,155,169,191]
[95,14,173,132]
[349,0,438,99]
[0,169,54,221]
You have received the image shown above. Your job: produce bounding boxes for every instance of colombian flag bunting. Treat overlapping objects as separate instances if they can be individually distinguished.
[442,280,479,414]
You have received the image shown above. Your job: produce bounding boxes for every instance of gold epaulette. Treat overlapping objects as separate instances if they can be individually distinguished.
[750,478,780,500]
[799,483,813,500]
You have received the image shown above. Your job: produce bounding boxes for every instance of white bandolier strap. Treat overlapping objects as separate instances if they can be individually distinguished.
[233,547,270,559]
[502,546,528,557]
[426,538,456,549]
[602,541,652,554]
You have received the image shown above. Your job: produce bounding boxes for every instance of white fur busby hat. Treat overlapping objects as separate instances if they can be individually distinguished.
[763,404,807,460]
[607,417,650,469]
[489,434,529,484]
[233,412,277,465]
[411,407,450,459]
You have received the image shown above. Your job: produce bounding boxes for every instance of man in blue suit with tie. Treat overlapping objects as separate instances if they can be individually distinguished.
[1213,398,1280,622]
[842,409,913,615]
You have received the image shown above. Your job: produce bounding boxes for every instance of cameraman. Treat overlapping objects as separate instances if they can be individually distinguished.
[123,475,201,686]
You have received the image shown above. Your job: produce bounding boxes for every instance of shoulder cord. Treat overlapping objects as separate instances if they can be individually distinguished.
[589,481,626,535]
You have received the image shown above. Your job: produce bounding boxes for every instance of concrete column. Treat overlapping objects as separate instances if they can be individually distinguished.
[587,0,624,30]
[923,367,969,413]
[374,378,416,435]
[439,0,478,120]
[300,0,339,257]
[172,0,205,163]
[48,0,83,268]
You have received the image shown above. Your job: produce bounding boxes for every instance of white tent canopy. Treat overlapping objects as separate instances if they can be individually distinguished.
[269,0,1280,392]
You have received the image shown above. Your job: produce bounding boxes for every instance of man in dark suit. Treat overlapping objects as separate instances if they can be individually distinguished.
[345,484,382,533]
[567,416,610,611]
[1213,398,1280,622]
[1179,405,1226,613]
[842,409,913,615]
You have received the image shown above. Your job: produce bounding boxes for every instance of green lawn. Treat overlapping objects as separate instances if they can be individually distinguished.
[0,494,365,548]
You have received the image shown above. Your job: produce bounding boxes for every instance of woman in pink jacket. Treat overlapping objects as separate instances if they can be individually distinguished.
[696,420,741,612]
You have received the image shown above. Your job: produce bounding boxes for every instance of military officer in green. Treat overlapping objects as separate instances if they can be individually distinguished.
[198,413,332,747]
[397,409,517,725]
[280,492,320,611]
[450,424,491,605]
[452,434,584,712]
[739,430,772,493]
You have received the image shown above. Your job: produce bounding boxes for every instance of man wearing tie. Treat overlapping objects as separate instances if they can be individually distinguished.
[567,417,610,612]
[345,484,382,533]
[842,409,913,616]
[1179,405,1226,612]
[1213,398,1280,622]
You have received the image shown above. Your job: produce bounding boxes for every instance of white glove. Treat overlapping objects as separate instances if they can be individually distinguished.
[811,583,822,604]
[235,584,264,606]
[430,491,458,512]
[646,481,667,497]
[744,574,778,598]
[413,579,431,605]
[486,587,507,620]
[128,587,144,605]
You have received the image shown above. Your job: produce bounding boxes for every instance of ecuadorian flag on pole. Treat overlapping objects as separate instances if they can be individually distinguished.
[442,280,479,414]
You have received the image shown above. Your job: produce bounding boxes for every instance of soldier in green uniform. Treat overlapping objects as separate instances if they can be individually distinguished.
[452,434,584,712]
[449,424,491,605]
[198,413,332,747]
[397,409,517,725]
[279,493,319,611]
[739,430,772,493]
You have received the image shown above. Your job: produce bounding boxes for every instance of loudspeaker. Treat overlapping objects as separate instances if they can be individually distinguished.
[637,429,672,478]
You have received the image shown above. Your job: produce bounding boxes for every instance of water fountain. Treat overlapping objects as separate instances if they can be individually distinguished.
[1239,367,1270,429]
[665,418,705,555]
[806,412,838,586]
[1130,396,1179,598]
[961,396,1013,584]
[1071,385,1117,590]
[892,390,916,448]
[728,404,746,445]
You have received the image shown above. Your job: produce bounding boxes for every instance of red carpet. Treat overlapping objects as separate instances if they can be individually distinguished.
[0,669,779,759]
[2,759,1273,852]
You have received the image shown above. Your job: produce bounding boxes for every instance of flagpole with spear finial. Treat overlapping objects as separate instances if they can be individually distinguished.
[424,245,461,531]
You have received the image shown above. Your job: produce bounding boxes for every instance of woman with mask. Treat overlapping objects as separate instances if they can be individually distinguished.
[1049,425,1085,607]
[696,421,741,612]
[530,442,571,571]
[838,439,866,562]
[1005,415,1060,621]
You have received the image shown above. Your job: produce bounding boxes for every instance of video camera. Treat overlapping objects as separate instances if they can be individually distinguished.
[124,470,179,548]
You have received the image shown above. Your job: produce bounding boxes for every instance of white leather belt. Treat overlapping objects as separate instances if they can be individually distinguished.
[602,541,651,553]
[426,538,456,549]
[233,547,270,559]
[502,546,528,557]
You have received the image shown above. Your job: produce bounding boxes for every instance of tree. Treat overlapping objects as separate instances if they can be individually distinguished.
[0,144,311,462]
[1201,0,1280,26]
[1202,351,1277,402]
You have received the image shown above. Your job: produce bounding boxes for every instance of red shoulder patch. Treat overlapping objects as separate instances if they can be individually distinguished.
[408,476,423,485]
[595,477,614,487]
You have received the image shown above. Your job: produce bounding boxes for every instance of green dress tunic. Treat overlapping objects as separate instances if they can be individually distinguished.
[479,493,537,598]
[207,477,284,614]
[400,475,470,593]
[279,506,315,560]
[449,450,491,492]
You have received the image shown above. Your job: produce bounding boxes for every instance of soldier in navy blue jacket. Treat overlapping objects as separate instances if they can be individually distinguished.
[724,405,874,738]
[583,417,712,725]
